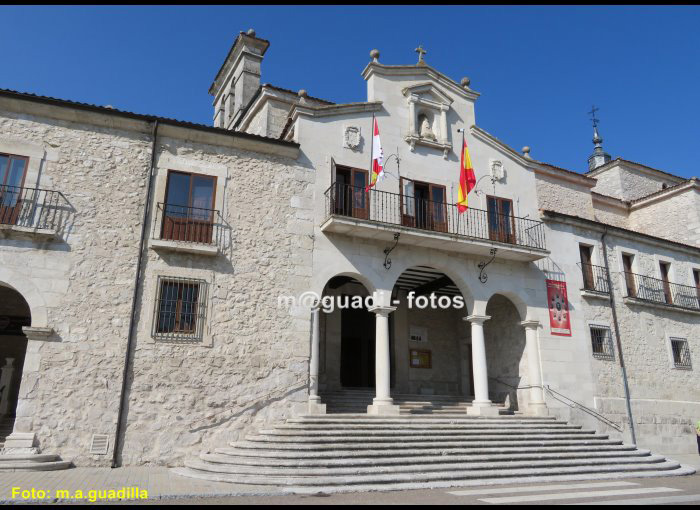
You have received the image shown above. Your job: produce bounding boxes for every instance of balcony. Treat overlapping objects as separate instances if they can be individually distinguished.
[321,182,548,261]
[150,202,227,256]
[578,263,611,299]
[623,271,700,312]
[0,185,70,240]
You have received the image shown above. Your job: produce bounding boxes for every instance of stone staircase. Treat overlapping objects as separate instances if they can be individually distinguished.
[0,416,71,471]
[320,388,511,415]
[173,413,695,492]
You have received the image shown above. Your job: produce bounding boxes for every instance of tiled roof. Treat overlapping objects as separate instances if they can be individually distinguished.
[0,88,298,148]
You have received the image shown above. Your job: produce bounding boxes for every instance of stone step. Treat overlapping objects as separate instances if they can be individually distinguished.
[214,443,640,460]
[201,448,654,468]
[287,415,559,424]
[0,453,62,463]
[230,438,621,451]
[255,428,598,438]
[0,460,72,471]
[243,432,605,444]
[186,454,667,478]
[274,422,582,431]
[176,459,687,487]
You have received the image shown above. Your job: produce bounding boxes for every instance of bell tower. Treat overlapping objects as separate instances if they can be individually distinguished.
[210,29,269,130]
[587,105,612,171]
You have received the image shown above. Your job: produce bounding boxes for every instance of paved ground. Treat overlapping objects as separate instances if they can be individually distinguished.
[1,453,698,505]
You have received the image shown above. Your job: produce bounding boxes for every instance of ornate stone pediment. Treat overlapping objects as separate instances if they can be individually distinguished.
[401,82,453,159]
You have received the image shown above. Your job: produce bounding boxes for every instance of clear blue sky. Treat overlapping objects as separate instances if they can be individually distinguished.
[2,6,699,178]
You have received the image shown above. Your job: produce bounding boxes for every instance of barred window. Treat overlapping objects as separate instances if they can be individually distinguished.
[590,326,614,360]
[670,337,692,369]
[152,277,208,342]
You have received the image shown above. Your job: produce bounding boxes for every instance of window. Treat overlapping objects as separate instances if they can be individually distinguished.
[694,270,700,307]
[487,196,516,244]
[0,153,29,225]
[670,337,692,369]
[152,277,208,342]
[622,253,636,297]
[590,326,615,360]
[659,262,672,304]
[162,170,217,243]
[334,166,368,220]
[579,244,594,290]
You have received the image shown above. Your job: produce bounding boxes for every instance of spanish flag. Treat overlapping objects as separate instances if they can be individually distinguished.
[457,137,476,213]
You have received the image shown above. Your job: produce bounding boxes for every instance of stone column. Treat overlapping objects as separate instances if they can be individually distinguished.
[0,357,15,416]
[407,97,417,137]
[307,305,326,414]
[465,315,499,416]
[3,326,55,454]
[521,320,548,416]
[367,305,400,415]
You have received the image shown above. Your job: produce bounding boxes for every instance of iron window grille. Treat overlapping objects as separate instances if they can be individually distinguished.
[590,326,615,360]
[152,276,208,342]
[670,337,692,369]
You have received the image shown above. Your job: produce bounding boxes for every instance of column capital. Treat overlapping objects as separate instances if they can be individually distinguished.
[520,320,540,330]
[464,314,491,324]
[21,326,56,341]
[368,305,397,316]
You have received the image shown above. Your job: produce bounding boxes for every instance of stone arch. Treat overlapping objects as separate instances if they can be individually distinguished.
[387,259,476,314]
[0,267,48,328]
[313,269,378,298]
[483,288,529,321]
[484,293,528,411]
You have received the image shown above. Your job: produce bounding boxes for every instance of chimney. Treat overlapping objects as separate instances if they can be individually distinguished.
[209,29,269,130]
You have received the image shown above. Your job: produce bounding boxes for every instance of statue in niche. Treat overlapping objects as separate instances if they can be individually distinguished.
[418,114,436,141]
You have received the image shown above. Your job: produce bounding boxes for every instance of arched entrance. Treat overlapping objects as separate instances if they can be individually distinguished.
[319,275,375,392]
[390,266,473,398]
[0,284,31,444]
[484,293,527,410]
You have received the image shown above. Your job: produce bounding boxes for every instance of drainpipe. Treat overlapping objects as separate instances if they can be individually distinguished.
[600,227,637,445]
[112,120,159,468]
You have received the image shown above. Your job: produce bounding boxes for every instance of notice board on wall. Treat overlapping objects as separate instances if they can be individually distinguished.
[409,349,432,369]
[546,279,571,336]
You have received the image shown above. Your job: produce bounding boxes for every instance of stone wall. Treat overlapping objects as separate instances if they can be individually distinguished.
[0,107,151,465]
[535,172,595,220]
[120,135,314,466]
[629,189,700,247]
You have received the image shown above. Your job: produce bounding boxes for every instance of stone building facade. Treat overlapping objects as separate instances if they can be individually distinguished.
[0,29,698,472]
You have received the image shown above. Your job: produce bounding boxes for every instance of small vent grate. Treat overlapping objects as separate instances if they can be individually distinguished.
[89,434,109,455]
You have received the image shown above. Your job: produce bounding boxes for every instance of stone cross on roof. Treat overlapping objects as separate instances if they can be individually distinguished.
[415,44,427,65]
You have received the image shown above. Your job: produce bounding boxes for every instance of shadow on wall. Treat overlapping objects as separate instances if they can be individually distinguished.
[484,294,526,409]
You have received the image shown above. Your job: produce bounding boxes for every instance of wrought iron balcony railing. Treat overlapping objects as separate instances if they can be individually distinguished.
[578,262,610,294]
[623,271,700,311]
[0,184,70,234]
[153,202,226,249]
[323,182,547,251]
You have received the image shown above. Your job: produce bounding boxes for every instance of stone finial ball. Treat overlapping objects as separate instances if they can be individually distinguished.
[461,77,470,87]
[370,49,380,60]
[298,89,308,98]
[522,146,531,154]
[246,28,256,36]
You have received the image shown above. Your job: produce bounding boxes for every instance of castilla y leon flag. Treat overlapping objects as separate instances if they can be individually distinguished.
[457,137,477,213]
[366,116,384,192]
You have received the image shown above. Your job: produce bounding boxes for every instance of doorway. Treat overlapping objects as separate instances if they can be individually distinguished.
[340,305,375,388]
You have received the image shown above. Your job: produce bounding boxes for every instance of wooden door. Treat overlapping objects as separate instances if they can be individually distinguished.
[429,184,448,233]
[660,262,672,304]
[413,182,430,230]
[0,154,28,226]
[350,169,369,220]
[579,245,594,290]
[487,196,516,244]
[400,177,415,227]
[622,254,636,297]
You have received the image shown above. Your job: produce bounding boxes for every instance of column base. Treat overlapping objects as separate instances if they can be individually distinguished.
[528,402,549,416]
[306,401,327,415]
[367,399,401,416]
[467,401,500,417]
[2,432,39,455]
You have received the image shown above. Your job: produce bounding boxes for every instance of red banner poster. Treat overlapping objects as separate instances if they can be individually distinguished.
[546,279,571,336]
